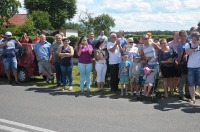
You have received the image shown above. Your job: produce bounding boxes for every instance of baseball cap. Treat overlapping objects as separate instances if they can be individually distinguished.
[5,31,12,36]
[190,27,197,32]
[191,32,200,38]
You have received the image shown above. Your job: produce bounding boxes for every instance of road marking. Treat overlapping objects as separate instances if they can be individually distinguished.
[0,125,28,132]
[0,118,56,132]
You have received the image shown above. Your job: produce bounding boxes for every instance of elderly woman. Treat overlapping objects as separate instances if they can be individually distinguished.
[76,36,93,93]
[58,38,74,91]
[123,37,139,62]
[158,39,177,98]
[94,39,108,91]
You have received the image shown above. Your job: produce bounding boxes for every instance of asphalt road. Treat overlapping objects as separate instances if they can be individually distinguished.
[0,83,200,132]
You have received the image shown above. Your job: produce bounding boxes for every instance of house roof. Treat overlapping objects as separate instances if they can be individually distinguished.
[3,14,27,27]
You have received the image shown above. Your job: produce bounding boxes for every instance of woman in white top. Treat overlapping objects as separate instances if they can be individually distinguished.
[94,39,108,91]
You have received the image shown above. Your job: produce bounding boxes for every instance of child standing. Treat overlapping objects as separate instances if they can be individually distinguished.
[129,54,143,96]
[118,53,131,96]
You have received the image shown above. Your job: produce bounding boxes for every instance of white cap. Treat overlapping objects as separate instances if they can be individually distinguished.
[5,31,12,36]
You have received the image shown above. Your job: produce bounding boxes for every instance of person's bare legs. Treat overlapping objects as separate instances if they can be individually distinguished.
[163,78,168,98]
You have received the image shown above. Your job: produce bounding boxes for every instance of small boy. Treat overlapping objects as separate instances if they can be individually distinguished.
[118,53,131,96]
[129,54,143,96]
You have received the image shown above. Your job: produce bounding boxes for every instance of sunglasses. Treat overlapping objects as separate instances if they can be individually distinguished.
[6,35,11,37]
[129,42,134,44]
[143,38,149,40]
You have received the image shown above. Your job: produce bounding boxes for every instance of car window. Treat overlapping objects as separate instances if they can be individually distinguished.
[16,45,26,57]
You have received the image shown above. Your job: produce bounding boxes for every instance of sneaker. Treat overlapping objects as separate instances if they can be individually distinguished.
[130,92,134,96]
[69,86,73,91]
[15,81,22,85]
[179,96,189,101]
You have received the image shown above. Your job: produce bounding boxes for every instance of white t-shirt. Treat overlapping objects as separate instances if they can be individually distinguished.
[107,41,122,64]
[124,45,138,62]
[185,42,200,68]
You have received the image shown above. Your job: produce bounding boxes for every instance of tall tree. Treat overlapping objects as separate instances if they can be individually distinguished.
[0,0,21,27]
[79,11,115,36]
[24,0,77,29]
[93,14,115,35]
[29,11,52,32]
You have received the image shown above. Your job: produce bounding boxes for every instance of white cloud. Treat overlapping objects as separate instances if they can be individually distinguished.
[18,0,200,31]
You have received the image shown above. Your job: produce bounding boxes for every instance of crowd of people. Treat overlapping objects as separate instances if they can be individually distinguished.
[0,26,200,104]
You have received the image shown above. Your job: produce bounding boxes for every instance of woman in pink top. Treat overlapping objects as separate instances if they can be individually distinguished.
[76,36,93,93]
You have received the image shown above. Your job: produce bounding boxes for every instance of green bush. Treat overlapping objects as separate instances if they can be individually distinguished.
[68,35,79,58]
[46,36,55,44]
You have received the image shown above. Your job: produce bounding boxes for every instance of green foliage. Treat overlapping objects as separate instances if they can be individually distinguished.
[93,14,115,36]
[29,11,52,32]
[13,16,37,36]
[0,28,14,35]
[24,0,77,29]
[46,36,55,44]
[0,0,21,27]
[68,35,79,58]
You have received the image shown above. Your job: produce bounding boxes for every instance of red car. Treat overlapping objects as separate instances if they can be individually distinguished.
[0,43,39,82]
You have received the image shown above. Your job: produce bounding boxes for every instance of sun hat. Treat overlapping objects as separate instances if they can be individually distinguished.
[5,31,12,36]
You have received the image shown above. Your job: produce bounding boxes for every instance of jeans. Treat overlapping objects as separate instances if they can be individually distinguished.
[109,64,119,92]
[78,63,92,90]
[178,74,189,97]
[54,62,62,85]
[3,57,17,72]
[187,67,200,87]
[60,65,73,86]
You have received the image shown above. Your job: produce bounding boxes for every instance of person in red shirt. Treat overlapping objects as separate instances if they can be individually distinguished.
[33,33,40,44]
[19,33,31,43]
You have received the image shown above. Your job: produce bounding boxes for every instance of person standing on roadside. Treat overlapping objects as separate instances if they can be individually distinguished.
[0,31,22,85]
[58,38,74,91]
[107,33,123,93]
[50,34,63,87]
[34,34,54,84]
[185,32,200,104]
[76,36,93,93]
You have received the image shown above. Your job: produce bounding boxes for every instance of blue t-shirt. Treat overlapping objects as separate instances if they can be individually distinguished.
[34,41,51,61]
[119,61,131,78]
[177,42,187,54]
[87,39,97,48]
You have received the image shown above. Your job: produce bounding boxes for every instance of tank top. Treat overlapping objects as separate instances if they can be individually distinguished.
[143,44,158,65]
[60,46,73,66]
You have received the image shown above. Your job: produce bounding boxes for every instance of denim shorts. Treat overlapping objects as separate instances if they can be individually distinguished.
[187,67,200,87]
[3,57,17,72]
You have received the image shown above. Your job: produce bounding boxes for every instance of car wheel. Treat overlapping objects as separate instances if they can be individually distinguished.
[18,68,29,83]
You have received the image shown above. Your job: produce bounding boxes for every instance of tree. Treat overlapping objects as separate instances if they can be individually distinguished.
[29,11,52,32]
[24,0,77,29]
[93,14,115,35]
[79,11,115,36]
[14,16,37,36]
[0,0,21,27]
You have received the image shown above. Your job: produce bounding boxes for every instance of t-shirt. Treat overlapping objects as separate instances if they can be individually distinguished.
[51,43,63,62]
[143,44,158,65]
[76,45,93,64]
[34,41,51,61]
[107,41,122,64]
[119,61,130,78]
[185,42,200,68]
[120,37,128,48]
[123,45,138,62]
[129,61,143,78]
[168,40,178,53]
[2,39,17,58]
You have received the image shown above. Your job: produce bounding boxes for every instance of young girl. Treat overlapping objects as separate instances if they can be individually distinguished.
[118,53,131,96]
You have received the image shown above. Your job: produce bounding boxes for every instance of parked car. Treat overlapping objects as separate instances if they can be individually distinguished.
[0,43,40,82]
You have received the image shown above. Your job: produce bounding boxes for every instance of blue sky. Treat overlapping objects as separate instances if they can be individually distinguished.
[18,0,200,31]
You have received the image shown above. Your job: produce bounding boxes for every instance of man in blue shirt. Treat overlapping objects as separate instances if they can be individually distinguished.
[34,34,54,83]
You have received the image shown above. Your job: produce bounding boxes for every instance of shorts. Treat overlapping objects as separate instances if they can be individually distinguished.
[119,77,129,84]
[38,59,52,75]
[187,67,200,87]
[3,57,17,72]
[160,65,176,78]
